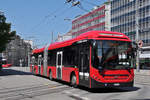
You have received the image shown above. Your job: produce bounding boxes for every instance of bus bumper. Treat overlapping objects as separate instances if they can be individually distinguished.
[91,78,134,88]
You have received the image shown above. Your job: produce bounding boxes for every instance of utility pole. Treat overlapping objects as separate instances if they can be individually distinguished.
[27,45,30,67]
[135,0,140,72]
[27,41,31,67]
[51,31,54,44]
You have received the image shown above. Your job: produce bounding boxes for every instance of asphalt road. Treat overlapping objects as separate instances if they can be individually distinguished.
[0,67,150,100]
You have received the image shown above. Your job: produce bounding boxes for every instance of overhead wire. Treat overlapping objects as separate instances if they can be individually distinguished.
[30,0,101,33]
[76,0,107,15]
[77,4,90,13]
[27,0,107,48]
[29,2,74,47]
[27,3,74,48]
[29,3,67,33]
[76,1,91,13]
[80,0,99,6]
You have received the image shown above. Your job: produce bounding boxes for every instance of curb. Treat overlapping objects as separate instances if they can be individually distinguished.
[134,70,150,76]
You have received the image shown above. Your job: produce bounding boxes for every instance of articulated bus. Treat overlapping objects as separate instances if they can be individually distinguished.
[30,31,135,88]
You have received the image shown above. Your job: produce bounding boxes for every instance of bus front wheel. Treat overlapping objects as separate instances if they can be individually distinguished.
[0,66,2,71]
[71,74,77,87]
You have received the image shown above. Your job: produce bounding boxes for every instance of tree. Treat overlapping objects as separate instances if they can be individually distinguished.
[0,12,16,52]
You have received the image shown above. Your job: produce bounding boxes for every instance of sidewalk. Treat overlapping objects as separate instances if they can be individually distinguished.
[134,69,150,85]
[134,69,150,76]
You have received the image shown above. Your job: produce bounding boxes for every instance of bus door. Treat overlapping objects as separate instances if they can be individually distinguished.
[79,47,90,87]
[38,55,42,74]
[56,51,63,80]
[31,56,35,73]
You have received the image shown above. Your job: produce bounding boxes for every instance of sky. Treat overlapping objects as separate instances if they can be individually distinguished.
[0,0,107,48]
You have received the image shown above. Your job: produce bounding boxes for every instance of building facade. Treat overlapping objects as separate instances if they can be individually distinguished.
[72,2,111,37]
[111,0,150,46]
[55,30,72,42]
[3,35,32,66]
[111,0,150,69]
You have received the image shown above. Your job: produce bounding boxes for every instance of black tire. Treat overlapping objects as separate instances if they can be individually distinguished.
[33,68,37,75]
[32,66,34,73]
[71,74,77,87]
[0,66,2,71]
[49,70,53,80]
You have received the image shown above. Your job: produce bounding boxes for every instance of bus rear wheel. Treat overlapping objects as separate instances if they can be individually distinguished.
[33,68,36,75]
[71,74,77,87]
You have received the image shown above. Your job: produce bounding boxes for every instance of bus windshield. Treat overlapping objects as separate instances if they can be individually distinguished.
[2,59,7,65]
[93,40,134,70]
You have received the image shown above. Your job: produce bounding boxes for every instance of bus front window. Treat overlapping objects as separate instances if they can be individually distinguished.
[2,59,7,65]
[93,40,133,70]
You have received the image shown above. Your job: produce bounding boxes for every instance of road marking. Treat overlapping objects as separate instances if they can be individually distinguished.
[50,86,57,88]
[0,84,70,100]
[44,83,50,86]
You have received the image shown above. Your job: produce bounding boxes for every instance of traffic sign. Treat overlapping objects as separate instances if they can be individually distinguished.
[138,40,143,48]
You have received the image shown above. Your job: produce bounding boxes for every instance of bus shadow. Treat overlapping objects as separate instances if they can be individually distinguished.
[34,75,140,93]
[77,86,140,93]
[53,79,140,93]
[37,76,72,86]
[0,69,33,76]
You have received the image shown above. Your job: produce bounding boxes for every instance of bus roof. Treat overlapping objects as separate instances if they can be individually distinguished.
[32,47,45,54]
[33,31,131,53]
[48,31,130,50]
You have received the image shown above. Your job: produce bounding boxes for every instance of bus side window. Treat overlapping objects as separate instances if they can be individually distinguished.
[35,54,38,65]
[48,50,56,66]
[48,54,50,66]
[63,46,77,67]
[41,58,43,65]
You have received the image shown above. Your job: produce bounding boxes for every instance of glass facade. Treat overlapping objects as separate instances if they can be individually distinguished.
[111,0,150,46]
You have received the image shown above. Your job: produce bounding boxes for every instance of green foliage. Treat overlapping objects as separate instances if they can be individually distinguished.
[0,14,16,52]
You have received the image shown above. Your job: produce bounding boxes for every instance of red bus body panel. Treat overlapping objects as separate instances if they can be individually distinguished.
[2,64,12,68]
[34,65,38,74]
[62,67,79,84]
[90,66,134,83]
[30,64,32,72]
[41,65,44,75]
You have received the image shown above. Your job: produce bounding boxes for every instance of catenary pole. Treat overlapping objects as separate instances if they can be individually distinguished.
[135,0,140,72]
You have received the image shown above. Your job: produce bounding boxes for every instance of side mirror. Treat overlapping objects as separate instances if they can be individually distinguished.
[132,41,138,51]
[131,42,138,57]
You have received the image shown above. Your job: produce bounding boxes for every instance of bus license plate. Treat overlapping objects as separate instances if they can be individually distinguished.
[114,83,120,86]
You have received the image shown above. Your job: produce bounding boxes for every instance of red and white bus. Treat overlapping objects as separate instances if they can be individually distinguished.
[1,59,12,68]
[0,58,12,71]
[30,31,135,88]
